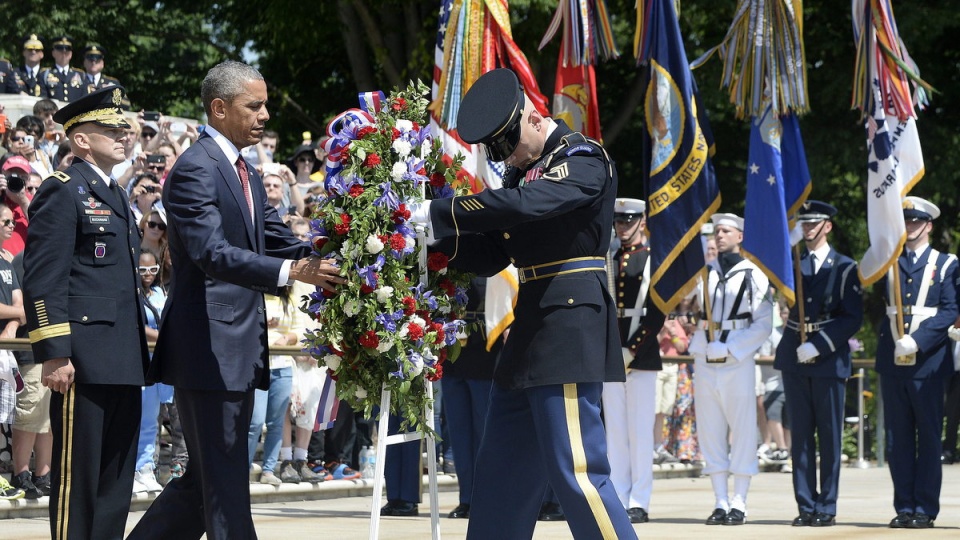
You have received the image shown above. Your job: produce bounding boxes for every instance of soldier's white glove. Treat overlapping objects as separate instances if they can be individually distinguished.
[894,335,919,358]
[796,342,819,364]
[406,201,436,244]
[949,326,960,342]
[688,331,707,356]
[705,341,729,361]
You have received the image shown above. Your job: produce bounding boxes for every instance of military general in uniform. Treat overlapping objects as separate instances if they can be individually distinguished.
[81,44,130,109]
[40,36,87,103]
[411,68,636,540]
[601,197,665,524]
[774,201,863,527]
[23,86,150,540]
[17,34,45,97]
[876,196,959,529]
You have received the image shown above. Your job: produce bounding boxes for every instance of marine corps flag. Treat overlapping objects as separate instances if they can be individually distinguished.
[852,0,928,285]
[741,106,811,307]
[553,61,602,141]
[636,0,721,313]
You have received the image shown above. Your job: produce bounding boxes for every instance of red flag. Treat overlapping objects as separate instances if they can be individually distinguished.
[552,58,602,141]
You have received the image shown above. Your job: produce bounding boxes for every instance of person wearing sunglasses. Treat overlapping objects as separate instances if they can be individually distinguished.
[23,86,150,540]
[0,156,34,257]
[81,44,128,109]
[139,209,170,288]
[16,34,45,97]
[38,36,86,103]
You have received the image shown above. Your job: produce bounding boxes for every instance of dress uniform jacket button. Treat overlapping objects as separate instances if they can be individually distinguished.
[906,293,912,298]
[99,226,105,232]
[81,316,88,321]
[503,232,510,239]
[257,306,264,314]
[623,254,630,260]
[567,298,574,305]
[907,278,913,284]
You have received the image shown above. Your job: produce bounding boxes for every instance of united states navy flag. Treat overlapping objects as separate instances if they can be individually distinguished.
[637,0,721,313]
[741,106,810,307]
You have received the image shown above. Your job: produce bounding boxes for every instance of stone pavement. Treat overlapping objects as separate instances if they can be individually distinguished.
[4,464,960,539]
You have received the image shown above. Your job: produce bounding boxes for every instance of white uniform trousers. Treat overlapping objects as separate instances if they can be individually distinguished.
[602,369,657,511]
[694,357,759,477]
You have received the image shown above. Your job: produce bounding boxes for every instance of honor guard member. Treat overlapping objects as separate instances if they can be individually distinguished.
[82,44,129,110]
[688,213,773,526]
[17,34,45,97]
[40,36,87,103]
[411,68,636,539]
[23,86,150,540]
[602,197,665,524]
[0,57,20,94]
[774,201,863,527]
[876,196,959,529]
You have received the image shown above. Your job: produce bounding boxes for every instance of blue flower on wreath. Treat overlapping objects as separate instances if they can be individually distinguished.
[374,181,401,211]
[454,285,469,306]
[376,312,397,332]
[442,320,465,346]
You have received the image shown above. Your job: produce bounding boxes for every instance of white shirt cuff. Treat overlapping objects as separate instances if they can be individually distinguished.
[279,259,293,287]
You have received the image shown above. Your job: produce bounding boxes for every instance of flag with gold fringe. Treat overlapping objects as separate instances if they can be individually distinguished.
[430,0,543,347]
[852,0,929,286]
[539,0,619,141]
[636,0,721,314]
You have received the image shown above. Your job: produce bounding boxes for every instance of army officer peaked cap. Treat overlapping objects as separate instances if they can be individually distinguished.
[54,85,131,133]
[457,68,524,163]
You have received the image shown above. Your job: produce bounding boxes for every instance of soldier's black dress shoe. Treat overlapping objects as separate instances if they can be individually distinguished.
[705,508,726,525]
[627,507,649,523]
[723,508,746,525]
[380,500,418,517]
[810,512,836,527]
[538,502,565,521]
[792,511,814,526]
[447,503,470,519]
[907,513,934,529]
[889,511,913,528]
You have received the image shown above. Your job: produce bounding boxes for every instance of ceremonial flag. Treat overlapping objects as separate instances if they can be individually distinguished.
[553,61,602,141]
[853,0,926,286]
[741,106,811,306]
[636,0,721,313]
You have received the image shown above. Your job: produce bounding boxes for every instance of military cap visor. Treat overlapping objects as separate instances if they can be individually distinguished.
[54,86,131,133]
[456,68,524,163]
[23,34,43,50]
[902,196,940,221]
[796,200,837,223]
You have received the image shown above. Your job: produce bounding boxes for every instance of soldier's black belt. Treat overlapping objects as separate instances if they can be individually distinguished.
[786,319,834,333]
[462,310,485,321]
[518,257,606,283]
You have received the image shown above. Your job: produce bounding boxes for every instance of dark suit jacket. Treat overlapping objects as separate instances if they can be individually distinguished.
[775,247,864,378]
[430,121,622,389]
[875,248,959,379]
[149,133,309,392]
[23,160,149,385]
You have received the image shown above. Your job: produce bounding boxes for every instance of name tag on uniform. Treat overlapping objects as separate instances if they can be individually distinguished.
[95,242,106,258]
[89,216,110,224]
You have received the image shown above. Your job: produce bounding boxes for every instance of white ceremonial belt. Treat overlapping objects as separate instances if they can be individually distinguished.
[786,319,834,333]
[886,306,938,317]
[617,308,646,318]
[710,320,750,331]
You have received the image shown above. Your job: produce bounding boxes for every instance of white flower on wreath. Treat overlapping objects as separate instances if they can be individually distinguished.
[341,239,359,259]
[391,161,407,181]
[422,347,438,366]
[356,147,367,161]
[392,138,412,157]
[396,119,413,132]
[410,315,426,328]
[365,234,384,254]
[398,323,409,339]
[344,299,360,317]
[408,354,424,377]
[355,387,368,399]
[375,286,394,303]
[323,354,341,371]
[404,236,415,250]
[376,340,394,354]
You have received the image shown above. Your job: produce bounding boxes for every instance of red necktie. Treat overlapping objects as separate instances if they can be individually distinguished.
[235,157,254,223]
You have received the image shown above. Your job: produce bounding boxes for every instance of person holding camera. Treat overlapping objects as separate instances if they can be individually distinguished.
[15,116,53,178]
[0,156,34,256]
[261,163,304,218]
[128,172,163,224]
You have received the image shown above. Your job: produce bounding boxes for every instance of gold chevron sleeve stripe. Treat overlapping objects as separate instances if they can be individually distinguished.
[542,163,569,182]
[562,384,618,538]
[458,198,484,211]
[29,323,71,343]
[56,387,75,540]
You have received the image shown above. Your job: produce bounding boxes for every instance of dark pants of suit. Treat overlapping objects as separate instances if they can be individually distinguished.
[441,374,492,505]
[467,382,636,540]
[782,373,845,515]
[127,388,256,540]
[881,375,945,518]
[49,384,140,540]
[385,413,422,503]
[943,371,960,456]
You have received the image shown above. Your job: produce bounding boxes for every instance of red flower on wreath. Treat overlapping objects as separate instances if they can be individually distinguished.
[406,323,424,341]
[427,252,449,272]
[357,126,377,139]
[391,97,407,111]
[338,144,351,163]
[429,172,446,188]
[312,236,328,251]
[392,203,411,224]
[389,233,406,251]
[401,296,417,315]
[348,184,365,198]
[438,279,456,297]
[431,322,445,344]
[360,284,374,294]
[363,153,381,168]
[391,127,401,141]
[334,213,351,235]
[412,121,420,131]
[426,363,443,382]
[359,330,379,349]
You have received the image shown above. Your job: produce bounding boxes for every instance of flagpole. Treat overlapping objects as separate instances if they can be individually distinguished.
[891,263,916,365]
[702,269,714,342]
[793,243,806,343]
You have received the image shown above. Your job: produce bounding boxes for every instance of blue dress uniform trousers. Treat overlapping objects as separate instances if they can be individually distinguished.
[467,382,637,540]
[881,375,945,518]
[442,374,492,505]
[385,413,422,504]
[782,373,845,515]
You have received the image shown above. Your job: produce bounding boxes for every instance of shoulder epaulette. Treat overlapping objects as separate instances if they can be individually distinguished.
[49,171,71,183]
